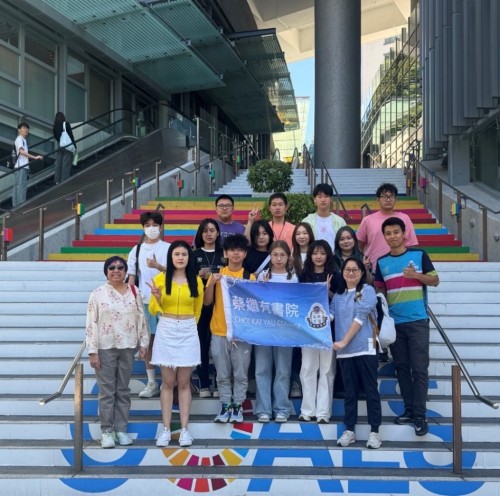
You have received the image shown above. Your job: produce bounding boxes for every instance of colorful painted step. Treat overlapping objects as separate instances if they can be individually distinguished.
[72,234,463,249]
[48,196,480,262]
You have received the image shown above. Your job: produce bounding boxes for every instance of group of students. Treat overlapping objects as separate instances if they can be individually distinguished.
[87,182,439,451]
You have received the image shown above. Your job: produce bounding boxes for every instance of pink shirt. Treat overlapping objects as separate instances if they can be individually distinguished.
[356,211,418,268]
[271,221,295,250]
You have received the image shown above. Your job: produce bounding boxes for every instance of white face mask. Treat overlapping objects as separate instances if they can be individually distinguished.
[144,226,160,240]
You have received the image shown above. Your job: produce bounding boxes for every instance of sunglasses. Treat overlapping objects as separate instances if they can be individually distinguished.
[108,265,125,271]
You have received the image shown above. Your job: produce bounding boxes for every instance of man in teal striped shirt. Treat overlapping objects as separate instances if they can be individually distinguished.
[374,217,439,437]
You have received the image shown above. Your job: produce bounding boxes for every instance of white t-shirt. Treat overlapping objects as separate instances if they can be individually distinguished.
[315,214,335,249]
[15,135,28,169]
[127,240,170,302]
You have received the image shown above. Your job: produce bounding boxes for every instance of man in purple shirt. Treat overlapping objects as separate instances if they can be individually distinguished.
[215,194,245,244]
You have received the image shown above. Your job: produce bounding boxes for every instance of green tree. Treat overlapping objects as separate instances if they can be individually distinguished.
[259,193,315,225]
[247,159,293,193]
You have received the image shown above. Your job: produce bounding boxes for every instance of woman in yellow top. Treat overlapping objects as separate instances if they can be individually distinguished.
[147,240,204,448]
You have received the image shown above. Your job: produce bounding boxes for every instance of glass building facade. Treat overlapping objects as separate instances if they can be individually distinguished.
[0,3,297,170]
[272,96,310,163]
[361,7,421,170]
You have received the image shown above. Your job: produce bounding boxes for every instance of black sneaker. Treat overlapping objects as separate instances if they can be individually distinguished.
[378,351,390,362]
[230,402,243,423]
[394,409,414,425]
[414,416,428,436]
[214,403,231,423]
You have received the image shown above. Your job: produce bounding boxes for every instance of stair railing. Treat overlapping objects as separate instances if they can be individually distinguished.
[39,341,86,473]
[428,307,498,474]
[0,109,145,205]
[302,144,314,191]
[416,160,500,261]
[319,162,350,221]
[428,308,498,410]
[290,147,300,169]
[17,158,158,260]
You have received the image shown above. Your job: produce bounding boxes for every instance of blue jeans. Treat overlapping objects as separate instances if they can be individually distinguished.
[143,303,158,335]
[254,345,293,417]
[12,167,28,207]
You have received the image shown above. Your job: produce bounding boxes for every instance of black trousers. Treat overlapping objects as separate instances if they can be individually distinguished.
[338,354,381,431]
[196,305,213,389]
[390,319,430,418]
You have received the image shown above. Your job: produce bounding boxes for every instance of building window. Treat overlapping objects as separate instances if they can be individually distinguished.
[0,43,19,79]
[67,81,86,123]
[89,70,110,123]
[25,59,55,119]
[473,126,500,194]
[25,29,56,68]
[0,78,19,106]
[67,54,85,84]
[0,17,19,48]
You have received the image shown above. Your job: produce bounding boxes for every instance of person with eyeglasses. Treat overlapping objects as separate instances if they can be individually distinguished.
[85,256,150,449]
[214,194,245,244]
[330,256,382,449]
[356,183,418,271]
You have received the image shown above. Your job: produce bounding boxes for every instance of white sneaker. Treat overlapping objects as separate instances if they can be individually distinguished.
[337,430,356,447]
[258,413,271,423]
[274,413,288,423]
[101,431,115,449]
[316,416,330,424]
[366,432,382,449]
[179,428,193,447]
[212,389,220,398]
[298,414,312,422]
[156,428,171,447]
[114,431,133,446]
[139,381,160,398]
[199,388,211,398]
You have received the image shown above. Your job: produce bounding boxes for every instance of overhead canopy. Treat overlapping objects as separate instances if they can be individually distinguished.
[39,0,298,134]
[247,0,411,62]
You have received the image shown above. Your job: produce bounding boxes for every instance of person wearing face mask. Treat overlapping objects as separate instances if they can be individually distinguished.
[127,212,171,398]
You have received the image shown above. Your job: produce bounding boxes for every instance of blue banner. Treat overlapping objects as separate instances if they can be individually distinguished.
[221,277,332,349]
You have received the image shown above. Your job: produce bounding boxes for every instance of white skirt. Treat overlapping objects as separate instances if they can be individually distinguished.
[151,317,200,369]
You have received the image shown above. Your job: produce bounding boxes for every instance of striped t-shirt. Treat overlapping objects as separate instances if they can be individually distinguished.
[374,249,438,324]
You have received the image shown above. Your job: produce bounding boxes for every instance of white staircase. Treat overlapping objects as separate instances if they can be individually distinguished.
[0,261,499,495]
[215,168,407,196]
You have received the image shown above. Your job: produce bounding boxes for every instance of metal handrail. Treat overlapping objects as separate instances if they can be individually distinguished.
[0,111,142,204]
[319,162,350,221]
[21,157,159,215]
[416,160,500,261]
[39,341,86,473]
[416,160,500,216]
[428,307,499,409]
[0,108,139,167]
[39,340,86,406]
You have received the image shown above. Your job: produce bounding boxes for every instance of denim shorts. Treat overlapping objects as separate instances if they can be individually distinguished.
[144,303,158,335]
